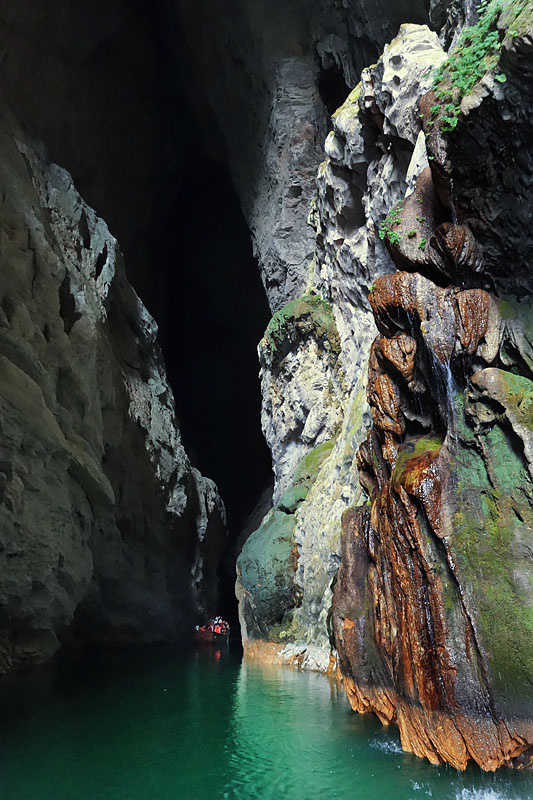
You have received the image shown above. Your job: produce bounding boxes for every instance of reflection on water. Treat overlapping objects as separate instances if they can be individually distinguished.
[0,647,531,800]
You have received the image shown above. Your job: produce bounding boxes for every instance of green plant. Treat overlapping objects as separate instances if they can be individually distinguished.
[418,238,427,251]
[408,229,417,238]
[379,202,403,245]
[429,0,520,132]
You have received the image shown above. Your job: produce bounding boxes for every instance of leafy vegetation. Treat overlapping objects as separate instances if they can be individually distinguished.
[378,202,402,245]
[428,0,525,132]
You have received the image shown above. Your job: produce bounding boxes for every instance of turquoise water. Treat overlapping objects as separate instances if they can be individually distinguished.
[0,646,532,800]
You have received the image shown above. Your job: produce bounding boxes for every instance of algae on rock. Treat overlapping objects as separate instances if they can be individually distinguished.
[331,11,533,769]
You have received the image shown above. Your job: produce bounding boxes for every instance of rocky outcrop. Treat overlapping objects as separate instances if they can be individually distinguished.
[333,1,533,771]
[173,0,441,313]
[237,23,450,671]
[237,1,533,771]
[0,100,226,672]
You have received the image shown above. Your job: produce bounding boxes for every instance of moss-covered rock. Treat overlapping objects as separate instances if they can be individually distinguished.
[452,395,533,706]
[262,293,340,365]
[237,438,336,643]
[391,435,443,486]
[237,507,300,641]
[292,438,336,483]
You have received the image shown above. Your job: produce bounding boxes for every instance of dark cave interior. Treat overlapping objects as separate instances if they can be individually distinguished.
[0,0,272,628]
[0,0,438,631]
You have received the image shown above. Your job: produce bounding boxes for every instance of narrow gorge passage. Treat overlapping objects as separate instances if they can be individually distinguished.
[0,0,274,633]
[1,0,533,795]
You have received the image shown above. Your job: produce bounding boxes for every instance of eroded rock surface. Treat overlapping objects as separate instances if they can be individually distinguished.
[174,0,439,313]
[333,3,533,770]
[0,101,226,672]
[237,23,451,671]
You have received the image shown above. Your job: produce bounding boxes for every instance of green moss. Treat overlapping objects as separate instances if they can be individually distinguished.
[263,294,340,362]
[391,436,443,486]
[498,298,517,320]
[451,396,533,699]
[343,383,368,455]
[494,370,533,429]
[332,82,362,122]
[238,507,299,639]
[293,438,336,485]
[430,0,527,132]
[278,482,310,514]
[500,0,533,38]
[237,437,337,641]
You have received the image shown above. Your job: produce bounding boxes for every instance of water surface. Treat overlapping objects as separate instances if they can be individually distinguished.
[0,646,531,800]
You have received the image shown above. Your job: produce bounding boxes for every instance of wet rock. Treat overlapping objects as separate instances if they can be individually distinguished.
[333,10,533,768]
[421,1,533,294]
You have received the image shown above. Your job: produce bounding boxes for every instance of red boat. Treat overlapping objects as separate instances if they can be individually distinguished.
[195,617,230,644]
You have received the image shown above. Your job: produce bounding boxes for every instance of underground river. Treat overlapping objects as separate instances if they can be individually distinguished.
[0,647,531,799]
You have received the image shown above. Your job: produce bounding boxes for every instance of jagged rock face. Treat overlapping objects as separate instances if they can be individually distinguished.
[333,4,533,771]
[419,1,533,293]
[0,102,226,672]
[238,294,370,670]
[237,296,348,670]
[311,25,447,383]
[236,23,452,671]
[173,0,438,313]
[258,295,344,500]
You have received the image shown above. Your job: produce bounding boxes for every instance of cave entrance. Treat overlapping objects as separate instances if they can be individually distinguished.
[0,0,273,638]
[150,158,273,633]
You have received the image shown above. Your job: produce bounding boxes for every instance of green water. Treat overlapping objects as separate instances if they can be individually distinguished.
[0,646,532,800]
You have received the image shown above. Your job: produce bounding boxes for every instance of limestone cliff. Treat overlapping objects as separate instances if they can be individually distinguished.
[173,0,442,313]
[0,100,226,672]
[331,0,533,771]
[237,22,449,671]
[237,3,533,774]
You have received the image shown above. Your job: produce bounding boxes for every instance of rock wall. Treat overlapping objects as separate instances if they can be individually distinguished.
[237,5,533,775]
[0,100,226,672]
[237,22,449,671]
[331,0,533,771]
[173,0,438,313]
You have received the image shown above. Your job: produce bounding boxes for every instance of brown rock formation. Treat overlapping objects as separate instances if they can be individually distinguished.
[334,256,533,767]
[333,70,533,766]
